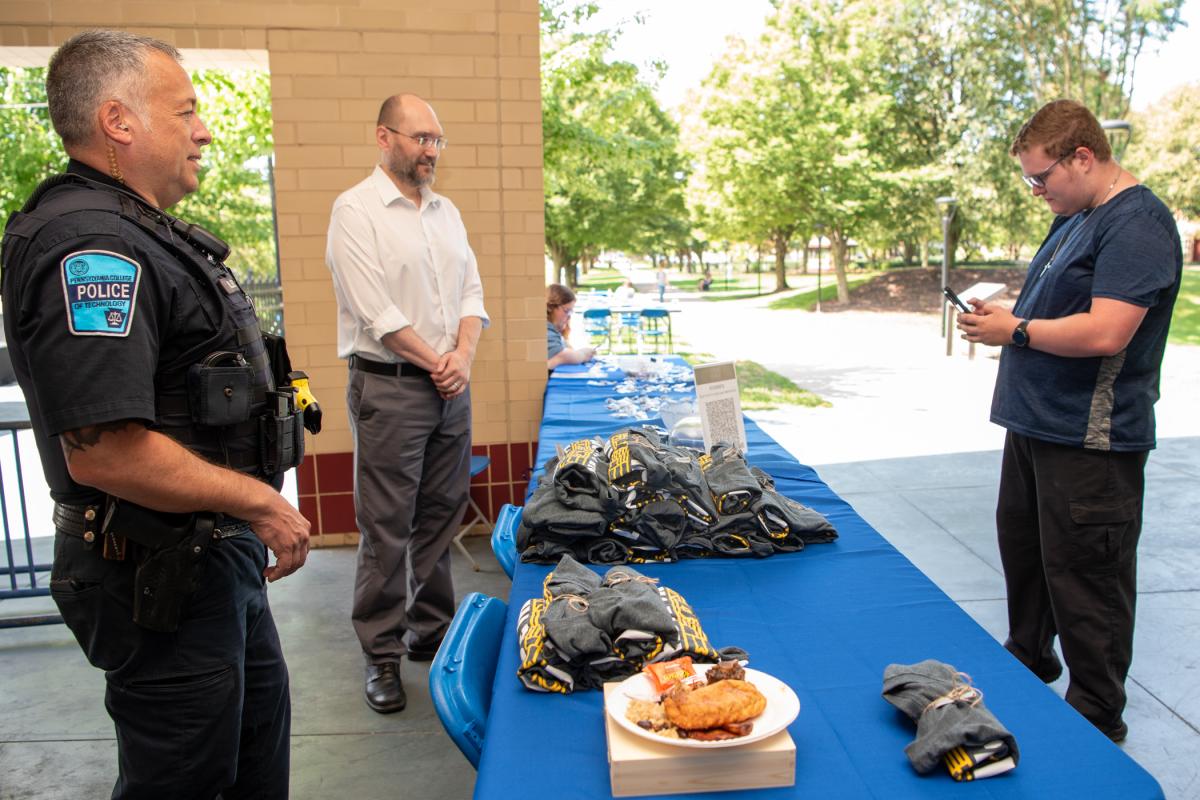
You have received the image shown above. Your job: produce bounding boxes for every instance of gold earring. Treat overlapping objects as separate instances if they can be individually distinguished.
[106,142,125,184]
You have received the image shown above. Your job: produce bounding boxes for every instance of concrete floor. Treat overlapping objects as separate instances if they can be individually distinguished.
[0,536,511,800]
[813,439,1200,800]
[3,290,1198,799]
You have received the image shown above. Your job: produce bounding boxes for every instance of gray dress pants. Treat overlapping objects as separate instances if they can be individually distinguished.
[347,368,471,663]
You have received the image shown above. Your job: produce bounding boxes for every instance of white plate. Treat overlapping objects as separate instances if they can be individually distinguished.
[605,666,800,749]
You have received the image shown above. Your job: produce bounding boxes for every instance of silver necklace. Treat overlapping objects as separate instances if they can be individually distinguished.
[1040,170,1122,276]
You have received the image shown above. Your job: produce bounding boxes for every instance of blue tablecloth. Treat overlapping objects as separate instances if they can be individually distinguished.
[473,360,1162,799]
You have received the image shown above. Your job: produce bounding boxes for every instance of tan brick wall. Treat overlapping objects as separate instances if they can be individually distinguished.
[2,0,547,539]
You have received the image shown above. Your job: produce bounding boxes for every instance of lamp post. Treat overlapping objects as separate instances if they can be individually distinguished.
[935,196,958,338]
[814,224,825,313]
[1100,119,1132,160]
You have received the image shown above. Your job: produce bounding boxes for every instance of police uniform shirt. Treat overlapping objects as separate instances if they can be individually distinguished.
[2,160,247,504]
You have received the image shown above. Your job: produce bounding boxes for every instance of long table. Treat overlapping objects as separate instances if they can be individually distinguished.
[473,360,1163,799]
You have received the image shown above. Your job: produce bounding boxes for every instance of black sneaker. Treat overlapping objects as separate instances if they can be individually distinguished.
[364,662,406,713]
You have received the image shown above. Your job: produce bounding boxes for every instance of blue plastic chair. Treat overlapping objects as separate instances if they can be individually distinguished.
[582,307,612,351]
[429,592,509,768]
[617,310,642,351]
[453,455,492,571]
[490,503,522,579]
[640,307,671,352]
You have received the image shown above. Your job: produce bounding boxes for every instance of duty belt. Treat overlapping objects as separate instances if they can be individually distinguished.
[348,354,430,378]
[53,502,252,541]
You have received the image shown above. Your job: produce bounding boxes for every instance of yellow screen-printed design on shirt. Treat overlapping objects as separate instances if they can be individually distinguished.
[661,586,719,661]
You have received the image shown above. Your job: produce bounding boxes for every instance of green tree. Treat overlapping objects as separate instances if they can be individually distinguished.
[175,69,278,281]
[0,67,67,220]
[992,0,1185,121]
[541,1,689,286]
[682,34,813,293]
[0,67,278,281]
[1126,83,1200,218]
[687,1,898,299]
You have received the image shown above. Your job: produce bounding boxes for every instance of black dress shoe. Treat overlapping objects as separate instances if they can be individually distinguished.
[1102,719,1128,743]
[364,662,406,713]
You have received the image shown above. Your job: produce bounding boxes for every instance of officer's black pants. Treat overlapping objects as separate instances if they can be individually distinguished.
[50,529,290,800]
[996,431,1146,734]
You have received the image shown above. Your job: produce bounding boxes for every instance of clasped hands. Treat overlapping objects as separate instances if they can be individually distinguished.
[432,349,471,399]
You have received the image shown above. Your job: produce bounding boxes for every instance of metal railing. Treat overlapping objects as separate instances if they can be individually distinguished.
[244,279,285,337]
[0,401,60,627]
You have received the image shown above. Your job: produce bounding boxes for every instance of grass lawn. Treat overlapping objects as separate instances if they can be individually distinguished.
[681,353,828,410]
[1168,267,1200,346]
[577,266,817,297]
[767,274,877,310]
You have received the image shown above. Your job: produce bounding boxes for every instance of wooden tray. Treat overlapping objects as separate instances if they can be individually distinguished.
[603,683,796,797]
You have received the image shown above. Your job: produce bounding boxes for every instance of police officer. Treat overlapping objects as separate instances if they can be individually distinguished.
[1,31,310,798]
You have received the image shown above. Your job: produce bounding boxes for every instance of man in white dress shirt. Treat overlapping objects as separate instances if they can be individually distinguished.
[326,94,489,713]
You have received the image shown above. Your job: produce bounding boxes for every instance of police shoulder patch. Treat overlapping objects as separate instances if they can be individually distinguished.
[60,249,141,337]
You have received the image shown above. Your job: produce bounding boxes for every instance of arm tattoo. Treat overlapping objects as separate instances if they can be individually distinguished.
[60,421,138,462]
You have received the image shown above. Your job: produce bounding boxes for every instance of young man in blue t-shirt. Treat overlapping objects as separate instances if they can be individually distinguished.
[957,99,1182,744]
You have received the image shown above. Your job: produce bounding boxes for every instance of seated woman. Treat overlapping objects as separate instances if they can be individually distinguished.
[612,278,637,304]
[547,284,596,371]
[699,269,714,291]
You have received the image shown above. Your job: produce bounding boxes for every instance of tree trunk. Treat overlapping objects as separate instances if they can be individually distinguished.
[830,228,850,304]
[547,240,574,286]
[772,230,790,292]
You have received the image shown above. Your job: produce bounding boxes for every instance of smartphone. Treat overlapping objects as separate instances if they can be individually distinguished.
[943,286,971,314]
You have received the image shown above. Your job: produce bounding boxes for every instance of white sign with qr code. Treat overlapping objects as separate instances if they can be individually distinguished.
[693,361,747,453]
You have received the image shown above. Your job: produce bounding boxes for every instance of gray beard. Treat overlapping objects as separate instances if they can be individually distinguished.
[387,154,435,189]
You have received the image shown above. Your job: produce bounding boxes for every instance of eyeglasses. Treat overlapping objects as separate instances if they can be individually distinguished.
[1021,152,1072,189]
[383,126,448,152]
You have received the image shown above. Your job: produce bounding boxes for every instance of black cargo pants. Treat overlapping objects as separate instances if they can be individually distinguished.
[996,431,1147,734]
[50,529,291,799]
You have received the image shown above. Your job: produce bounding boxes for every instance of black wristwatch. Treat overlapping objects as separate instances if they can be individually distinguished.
[1011,319,1031,348]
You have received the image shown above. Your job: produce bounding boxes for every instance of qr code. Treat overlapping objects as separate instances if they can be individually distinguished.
[707,397,740,445]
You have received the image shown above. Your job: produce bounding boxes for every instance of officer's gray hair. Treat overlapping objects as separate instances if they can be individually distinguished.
[46,30,181,148]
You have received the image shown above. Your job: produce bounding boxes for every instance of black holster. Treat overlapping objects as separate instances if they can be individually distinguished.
[260,389,305,474]
[103,500,216,633]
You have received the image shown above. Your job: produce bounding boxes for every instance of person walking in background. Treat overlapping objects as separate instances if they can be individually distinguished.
[655,266,669,302]
[546,283,595,371]
[326,93,488,714]
[957,99,1182,743]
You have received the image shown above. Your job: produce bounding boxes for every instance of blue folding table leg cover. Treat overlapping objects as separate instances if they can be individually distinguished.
[429,592,508,768]
[490,503,521,579]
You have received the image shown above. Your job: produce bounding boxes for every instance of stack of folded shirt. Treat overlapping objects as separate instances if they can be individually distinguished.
[881,660,1020,781]
[517,427,838,565]
[517,555,744,693]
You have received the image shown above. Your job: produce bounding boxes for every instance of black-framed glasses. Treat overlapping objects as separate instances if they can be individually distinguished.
[382,125,448,152]
[1021,152,1072,189]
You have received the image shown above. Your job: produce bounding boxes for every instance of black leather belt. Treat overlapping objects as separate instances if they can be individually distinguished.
[348,354,429,378]
[53,502,251,541]
[52,502,102,542]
